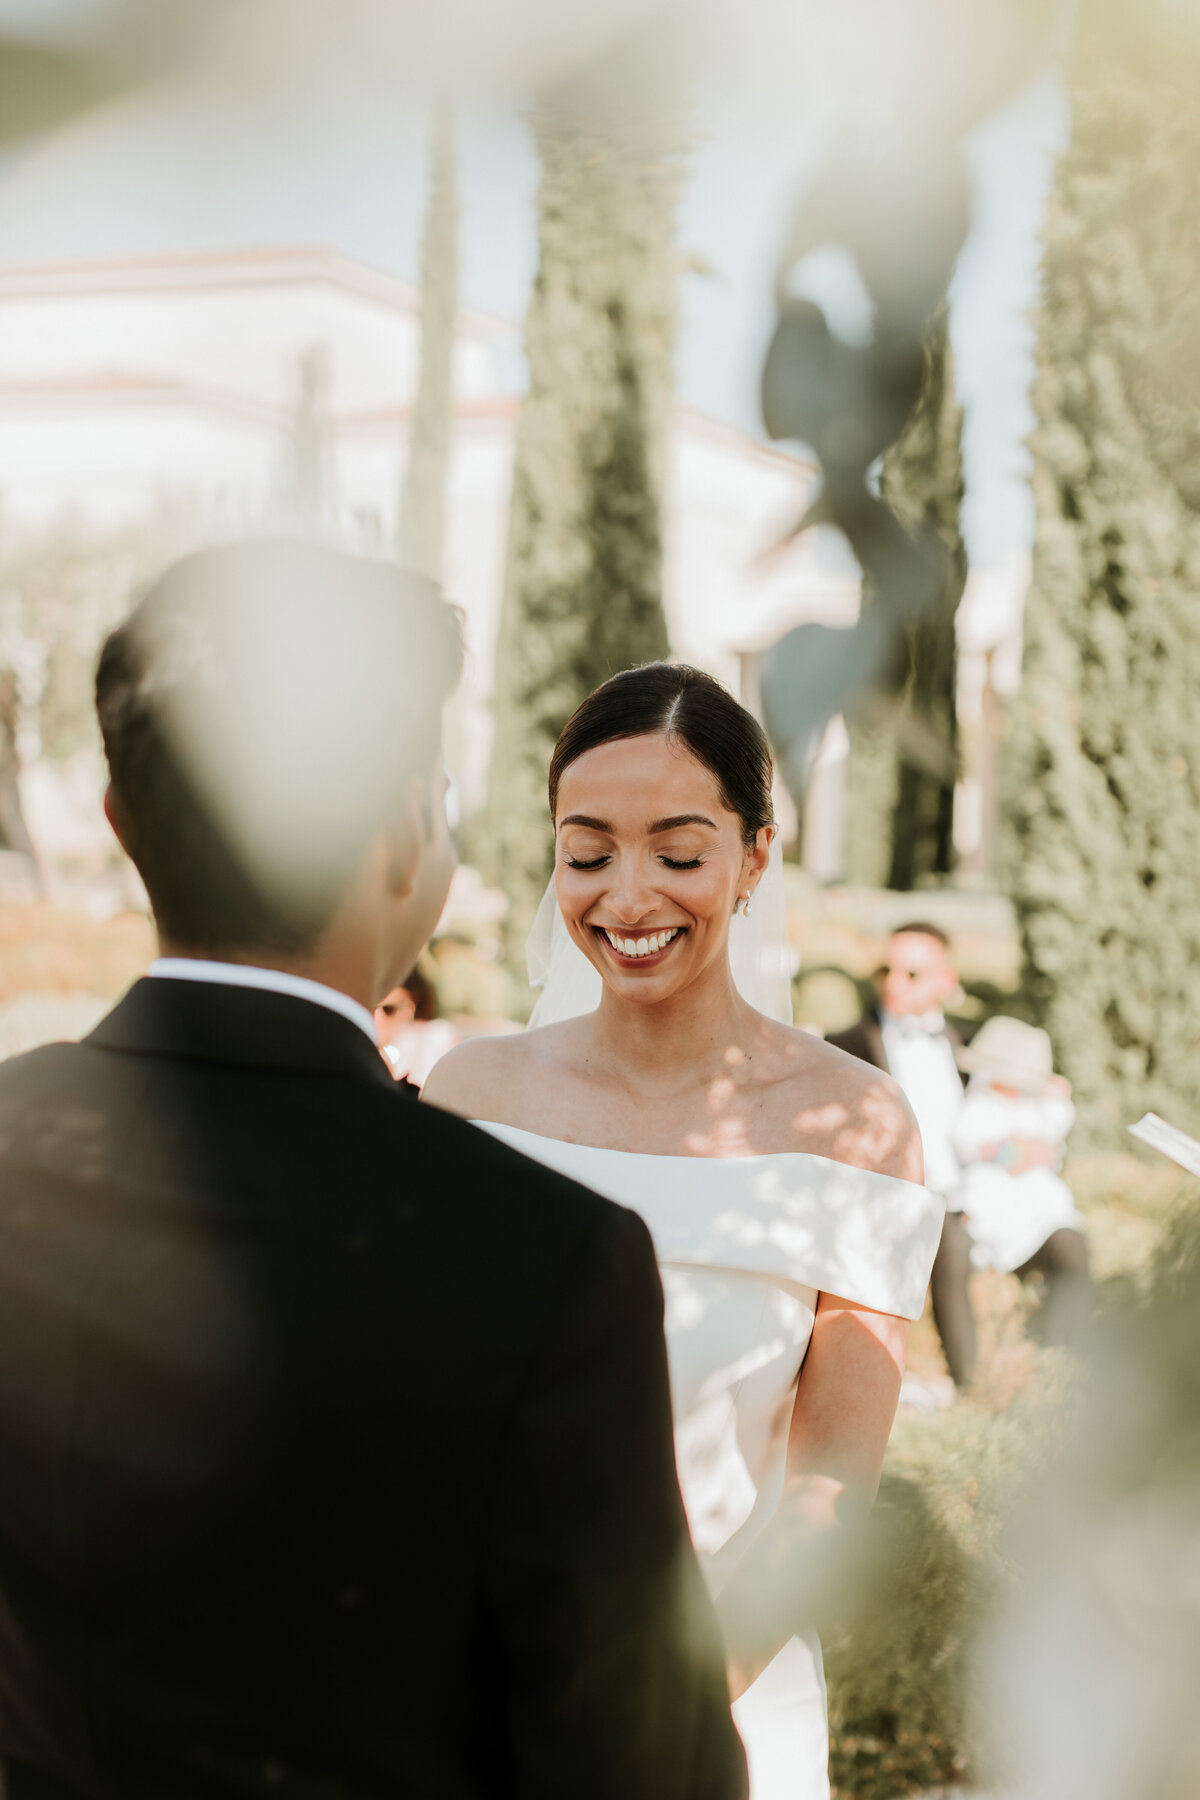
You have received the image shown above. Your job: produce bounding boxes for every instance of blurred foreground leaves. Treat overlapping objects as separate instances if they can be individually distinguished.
[826,1367,1069,1799]
[0,1,219,148]
[759,129,971,801]
[826,1150,1192,1797]
[981,1178,1200,1800]
[843,310,966,889]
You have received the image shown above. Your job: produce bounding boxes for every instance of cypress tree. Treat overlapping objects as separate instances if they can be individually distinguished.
[280,344,333,529]
[396,95,457,580]
[1006,7,1200,1145]
[843,310,966,888]
[482,91,680,951]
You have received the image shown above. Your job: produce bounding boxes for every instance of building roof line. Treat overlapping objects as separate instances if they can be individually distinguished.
[0,244,511,338]
[670,402,818,477]
[0,372,815,465]
[0,370,521,432]
[0,369,282,427]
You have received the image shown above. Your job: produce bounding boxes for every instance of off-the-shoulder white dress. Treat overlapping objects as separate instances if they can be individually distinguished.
[475,1124,943,1800]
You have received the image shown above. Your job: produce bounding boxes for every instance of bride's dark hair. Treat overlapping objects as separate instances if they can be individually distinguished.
[549,662,774,846]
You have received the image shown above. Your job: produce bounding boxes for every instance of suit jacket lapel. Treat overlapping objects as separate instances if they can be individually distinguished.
[87,978,397,1089]
[864,1010,889,1073]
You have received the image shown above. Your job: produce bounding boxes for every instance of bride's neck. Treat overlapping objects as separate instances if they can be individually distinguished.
[591,958,756,1084]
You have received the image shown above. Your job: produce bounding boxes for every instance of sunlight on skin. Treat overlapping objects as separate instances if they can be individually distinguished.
[427,734,919,1181]
[423,731,923,1693]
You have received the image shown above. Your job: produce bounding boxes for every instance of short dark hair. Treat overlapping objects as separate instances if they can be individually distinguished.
[97,538,462,955]
[890,920,950,949]
[401,966,440,1021]
[548,663,774,846]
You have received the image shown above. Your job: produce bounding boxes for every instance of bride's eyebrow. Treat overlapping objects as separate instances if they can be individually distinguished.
[649,814,717,833]
[558,812,717,834]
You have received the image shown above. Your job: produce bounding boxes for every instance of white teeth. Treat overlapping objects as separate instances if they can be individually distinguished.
[603,927,681,959]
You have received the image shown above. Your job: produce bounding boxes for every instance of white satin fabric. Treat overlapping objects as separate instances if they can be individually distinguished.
[474,1124,944,1799]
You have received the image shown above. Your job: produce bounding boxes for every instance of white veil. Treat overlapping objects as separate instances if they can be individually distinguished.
[525,834,795,1029]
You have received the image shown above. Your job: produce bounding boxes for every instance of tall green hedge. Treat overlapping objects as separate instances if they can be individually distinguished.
[481,97,679,952]
[1006,17,1200,1146]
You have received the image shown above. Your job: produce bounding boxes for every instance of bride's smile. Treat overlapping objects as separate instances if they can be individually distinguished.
[424,661,934,1800]
[552,732,769,1002]
[596,923,684,966]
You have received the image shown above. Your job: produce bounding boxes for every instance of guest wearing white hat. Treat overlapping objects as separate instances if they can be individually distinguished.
[951,1016,1091,1345]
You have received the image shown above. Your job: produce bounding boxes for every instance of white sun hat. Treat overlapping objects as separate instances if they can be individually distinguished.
[961,1016,1056,1090]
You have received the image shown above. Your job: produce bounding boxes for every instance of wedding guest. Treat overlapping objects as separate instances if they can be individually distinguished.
[0,540,745,1800]
[829,922,976,1387]
[374,966,459,1088]
[952,1015,1091,1347]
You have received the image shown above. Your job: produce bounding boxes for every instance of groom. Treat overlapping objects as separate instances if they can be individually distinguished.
[0,541,745,1800]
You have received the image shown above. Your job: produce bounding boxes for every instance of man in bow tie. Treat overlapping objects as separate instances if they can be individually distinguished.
[829,922,976,1389]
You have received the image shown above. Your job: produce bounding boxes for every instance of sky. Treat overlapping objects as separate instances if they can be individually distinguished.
[0,4,1067,571]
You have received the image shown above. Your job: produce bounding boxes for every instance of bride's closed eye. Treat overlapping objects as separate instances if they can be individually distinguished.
[562,852,705,870]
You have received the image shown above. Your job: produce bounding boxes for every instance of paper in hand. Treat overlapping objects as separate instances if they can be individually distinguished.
[1129,1112,1200,1179]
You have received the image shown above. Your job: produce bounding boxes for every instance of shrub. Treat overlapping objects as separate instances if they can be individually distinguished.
[826,1368,1071,1798]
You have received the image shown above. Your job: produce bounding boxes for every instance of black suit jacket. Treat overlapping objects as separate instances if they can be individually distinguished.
[827,1006,970,1082]
[0,979,745,1800]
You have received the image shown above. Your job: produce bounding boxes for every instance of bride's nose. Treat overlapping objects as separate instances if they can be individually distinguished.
[606,856,661,926]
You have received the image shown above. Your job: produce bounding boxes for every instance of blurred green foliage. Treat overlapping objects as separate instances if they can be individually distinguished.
[481,91,679,952]
[826,1148,1188,1797]
[1,507,206,764]
[1005,7,1200,1147]
[826,1386,1057,1799]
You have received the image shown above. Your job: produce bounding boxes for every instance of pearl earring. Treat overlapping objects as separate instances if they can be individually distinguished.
[741,894,752,917]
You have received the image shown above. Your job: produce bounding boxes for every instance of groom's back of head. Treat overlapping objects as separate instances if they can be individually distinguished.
[96,537,462,954]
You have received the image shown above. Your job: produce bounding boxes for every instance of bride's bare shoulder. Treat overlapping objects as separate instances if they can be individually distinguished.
[420,1019,582,1122]
[767,1020,923,1183]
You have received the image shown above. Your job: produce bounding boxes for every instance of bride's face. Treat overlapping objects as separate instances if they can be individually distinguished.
[553,732,771,1004]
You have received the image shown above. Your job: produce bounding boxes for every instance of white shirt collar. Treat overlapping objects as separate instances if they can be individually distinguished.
[148,958,377,1045]
[881,1006,947,1037]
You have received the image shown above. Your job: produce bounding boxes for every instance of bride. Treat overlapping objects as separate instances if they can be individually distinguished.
[423,663,943,1798]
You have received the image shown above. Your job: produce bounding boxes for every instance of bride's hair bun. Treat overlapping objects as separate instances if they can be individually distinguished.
[548,662,774,846]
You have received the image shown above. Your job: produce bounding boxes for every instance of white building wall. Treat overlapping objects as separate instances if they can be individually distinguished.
[0,391,280,527]
[0,249,882,871]
[662,414,859,706]
[0,254,509,417]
